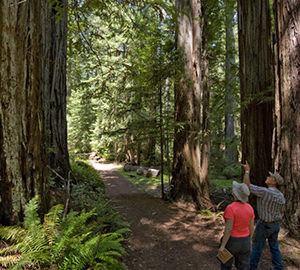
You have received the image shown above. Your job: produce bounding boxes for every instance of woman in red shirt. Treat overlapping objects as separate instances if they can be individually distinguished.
[218,181,255,270]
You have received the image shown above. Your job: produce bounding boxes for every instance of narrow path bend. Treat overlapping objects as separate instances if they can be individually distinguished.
[91,161,222,270]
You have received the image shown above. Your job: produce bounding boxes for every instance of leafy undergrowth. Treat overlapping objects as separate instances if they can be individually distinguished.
[118,168,170,197]
[0,159,129,270]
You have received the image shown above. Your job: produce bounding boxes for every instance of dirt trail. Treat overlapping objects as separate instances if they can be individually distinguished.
[91,161,299,270]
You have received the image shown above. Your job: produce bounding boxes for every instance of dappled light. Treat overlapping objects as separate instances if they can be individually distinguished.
[1,0,300,269]
[90,161,123,171]
[90,161,300,269]
[92,161,228,269]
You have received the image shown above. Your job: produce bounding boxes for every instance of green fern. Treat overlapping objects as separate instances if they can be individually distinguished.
[0,255,19,268]
[59,230,129,270]
[54,211,129,270]
[0,196,129,270]
[0,196,54,269]
[0,226,26,254]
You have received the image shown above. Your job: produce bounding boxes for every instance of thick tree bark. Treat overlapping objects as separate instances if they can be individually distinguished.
[225,0,238,166]
[200,1,211,204]
[43,0,70,179]
[273,0,300,236]
[238,0,274,186]
[171,0,211,209]
[0,0,69,224]
[0,0,49,224]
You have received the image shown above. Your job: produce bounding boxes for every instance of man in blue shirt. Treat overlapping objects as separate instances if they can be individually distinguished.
[242,161,285,270]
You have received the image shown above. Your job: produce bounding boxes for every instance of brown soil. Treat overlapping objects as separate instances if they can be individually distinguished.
[91,161,300,270]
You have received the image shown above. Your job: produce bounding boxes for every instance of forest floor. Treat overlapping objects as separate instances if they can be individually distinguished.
[91,161,300,270]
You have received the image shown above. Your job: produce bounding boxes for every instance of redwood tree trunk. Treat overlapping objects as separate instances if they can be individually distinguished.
[0,0,69,224]
[225,0,238,166]
[273,0,300,236]
[43,0,70,179]
[171,0,211,208]
[238,0,274,186]
[200,1,211,206]
[0,0,49,224]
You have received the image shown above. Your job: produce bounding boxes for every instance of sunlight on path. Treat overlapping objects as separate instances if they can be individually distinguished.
[89,160,122,171]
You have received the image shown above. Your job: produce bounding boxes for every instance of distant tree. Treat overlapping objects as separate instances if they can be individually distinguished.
[273,0,300,236]
[0,0,69,224]
[238,0,274,186]
[200,1,211,203]
[205,0,227,175]
[224,0,238,166]
[67,1,175,168]
[171,0,211,208]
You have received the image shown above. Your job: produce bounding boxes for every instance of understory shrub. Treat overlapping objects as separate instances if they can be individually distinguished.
[0,196,129,270]
[70,160,128,231]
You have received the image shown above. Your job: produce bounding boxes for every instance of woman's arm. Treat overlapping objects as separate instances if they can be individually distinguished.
[219,219,234,252]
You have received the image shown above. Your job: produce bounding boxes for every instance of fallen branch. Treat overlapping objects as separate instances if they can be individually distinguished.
[63,171,71,219]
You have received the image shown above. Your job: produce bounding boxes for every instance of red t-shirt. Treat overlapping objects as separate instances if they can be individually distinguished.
[223,201,255,237]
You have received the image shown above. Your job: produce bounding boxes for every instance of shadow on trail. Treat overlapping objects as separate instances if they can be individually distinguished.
[92,161,223,270]
[90,161,299,270]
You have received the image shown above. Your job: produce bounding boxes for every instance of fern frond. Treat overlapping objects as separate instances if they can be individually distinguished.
[24,196,41,231]
[0,197,128,269]
[0,225,26,244]
[10,255,34,270]
[53,210,96,265]
[56,225,128,270]
[43,204,64,245]
[0,255,20,267]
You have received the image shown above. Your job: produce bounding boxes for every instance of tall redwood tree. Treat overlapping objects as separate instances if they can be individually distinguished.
[44,0,70,179]
[273,0,300,236]
[225,0,238,166]
[171,0,211,209]
[238,0,274,186]
[0,0,69,224]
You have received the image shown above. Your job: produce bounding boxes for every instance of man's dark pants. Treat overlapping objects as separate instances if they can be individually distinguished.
[250,220,283,270]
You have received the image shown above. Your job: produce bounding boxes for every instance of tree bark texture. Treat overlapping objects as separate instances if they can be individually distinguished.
[43,0,70,179]
[200,1,211,206]
[0,0,69,224]
[225,0,238,166]
[171,0,211,208]
[273,0,300,236]
[0,0,49,224]
[238,0,274,186]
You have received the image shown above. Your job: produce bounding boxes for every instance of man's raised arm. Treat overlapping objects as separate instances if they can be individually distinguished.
[242,161,250,188]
